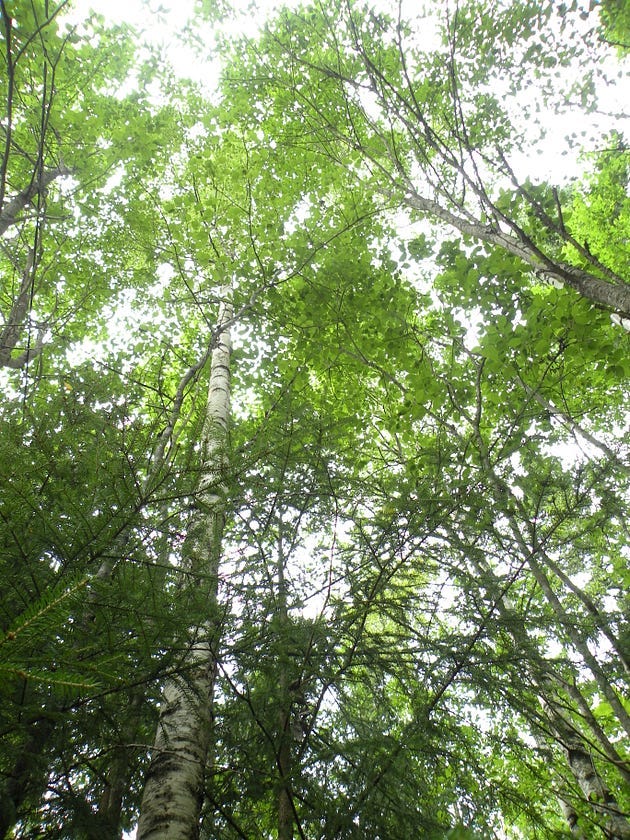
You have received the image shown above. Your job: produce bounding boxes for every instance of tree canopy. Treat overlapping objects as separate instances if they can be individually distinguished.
[0,1,628,838]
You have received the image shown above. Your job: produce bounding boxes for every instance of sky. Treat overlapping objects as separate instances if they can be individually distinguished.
[63,0,280,85]
[63,0,213,86]
[61,0,627,187]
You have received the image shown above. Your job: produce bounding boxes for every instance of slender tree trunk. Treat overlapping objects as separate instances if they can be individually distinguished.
[136,293,232,840]
[86,345,215,834]
[98,693,146,840]
[466,412,630,740]
[276,527,294,840]
[526,553,630,740]
[277,689,294,840]
[558,794,587,838]
[467,550,630,839]
[541,698,630,840]
[0,165,68,236]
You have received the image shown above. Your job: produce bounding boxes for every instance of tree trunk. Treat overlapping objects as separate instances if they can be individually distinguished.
[98,693,146,840]
[0,714,56,839]
[90,346,215,833]
[542,699,630,840]
[558,795,587,838]
[0,165,68,236]
[402,190,630,318]
[135,642,215,840]
[136,294,232,840]
[276,517,294,840]
[468,549,630,839]
[277,702,294,840]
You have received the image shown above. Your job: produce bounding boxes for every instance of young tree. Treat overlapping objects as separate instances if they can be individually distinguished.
[136,295,232,840]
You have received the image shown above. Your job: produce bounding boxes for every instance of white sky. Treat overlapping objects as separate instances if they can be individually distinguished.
[63,0,210,86]
[62,0,627,186]
[63,0,280,86]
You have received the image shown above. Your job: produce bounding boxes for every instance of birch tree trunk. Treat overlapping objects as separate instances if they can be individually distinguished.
[541,698,630,840]
[136,292,232,840]
[276,523,294,840]
[401,190,630,318]
[468,550,630,838]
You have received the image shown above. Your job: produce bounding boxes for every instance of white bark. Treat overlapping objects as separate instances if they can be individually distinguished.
[469,551,630,838]
[136,293,232,840]
[402,190,630,318]
[557,796,587,838]
[544,702,630,840]
[135,640,215,840]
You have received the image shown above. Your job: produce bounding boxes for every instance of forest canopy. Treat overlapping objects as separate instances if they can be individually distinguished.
[0,0,628,838]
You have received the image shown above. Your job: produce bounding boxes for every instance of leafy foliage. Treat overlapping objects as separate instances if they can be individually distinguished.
[0,1,628,839]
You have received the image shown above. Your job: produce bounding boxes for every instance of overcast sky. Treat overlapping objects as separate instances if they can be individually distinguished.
[60,0,626,186]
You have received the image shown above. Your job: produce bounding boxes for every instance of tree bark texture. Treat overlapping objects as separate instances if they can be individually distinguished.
[136,294,232,840]
[544,702,630,840]
[0,165,68,236]
[403,191,630,318]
